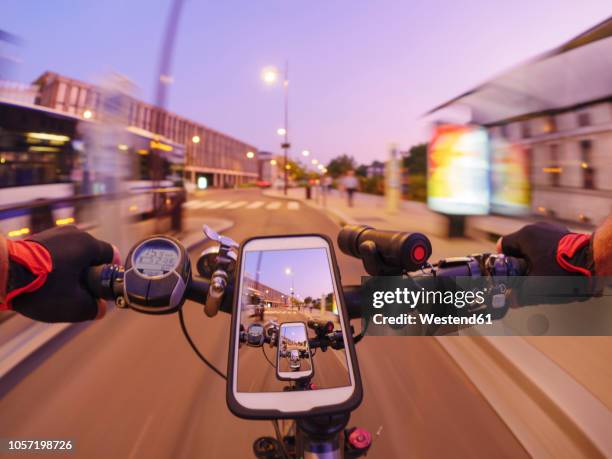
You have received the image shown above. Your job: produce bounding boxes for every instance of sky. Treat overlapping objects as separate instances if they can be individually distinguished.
[244,248,333,300]
[2,1,611,165]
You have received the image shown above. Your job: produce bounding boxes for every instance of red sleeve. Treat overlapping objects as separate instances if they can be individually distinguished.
[556,233,592,277]
[0,236,8,306]
[0,240,53,310]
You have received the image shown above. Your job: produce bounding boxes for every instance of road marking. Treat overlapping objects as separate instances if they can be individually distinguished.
[265,201,282,210]
[226,200,248,209]
[246,201,264,209]
[182,201,198,209]
[191,201,212,209]
[207,200,231,209]
[128,413,155,459]
[287,201,300,210]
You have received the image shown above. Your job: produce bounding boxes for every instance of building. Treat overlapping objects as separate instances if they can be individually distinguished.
[243,275,290,308]
[33,71,258,187]
[427,17,612,225]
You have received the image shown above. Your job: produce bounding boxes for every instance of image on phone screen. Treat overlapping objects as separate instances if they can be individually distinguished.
[236,244,352,393]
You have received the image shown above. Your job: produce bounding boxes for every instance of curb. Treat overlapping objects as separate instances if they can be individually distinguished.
[0,218,235,382]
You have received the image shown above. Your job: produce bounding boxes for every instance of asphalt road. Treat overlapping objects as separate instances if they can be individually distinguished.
[0,189,528,459]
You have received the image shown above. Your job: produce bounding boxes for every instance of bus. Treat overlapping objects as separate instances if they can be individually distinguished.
[0,98,185,236]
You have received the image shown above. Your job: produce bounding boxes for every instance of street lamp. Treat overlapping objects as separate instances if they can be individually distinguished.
[262,61,290,195]
[83,109,93,119]
[277,128,286,136]
[311,159,319,165]
[192,135,200,144]
[301,149,310,157]
[246,151,255,159]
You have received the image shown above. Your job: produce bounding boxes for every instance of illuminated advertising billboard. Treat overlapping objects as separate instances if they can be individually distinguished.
[490,137,531,215]
[427,125,490,215]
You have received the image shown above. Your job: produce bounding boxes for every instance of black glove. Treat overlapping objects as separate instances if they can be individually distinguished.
[10,226,118,322]
[498,222,596,305]
[499,222,594,276]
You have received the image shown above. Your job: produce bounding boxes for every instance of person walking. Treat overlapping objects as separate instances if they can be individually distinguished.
[341,170,359,207]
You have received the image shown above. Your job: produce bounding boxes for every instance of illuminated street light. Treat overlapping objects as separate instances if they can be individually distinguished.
[261,66,279,84]
[301,149,310,157]
[317,164,324,170]
[83,110,93,119]
[270,159,277,166]
[262,62,290,195]
[285,267,292,275]
[246,151,255,159]
[311,159,319,165]
[285,164,291,170]
[117,144,129,151]
[192,135,201,144]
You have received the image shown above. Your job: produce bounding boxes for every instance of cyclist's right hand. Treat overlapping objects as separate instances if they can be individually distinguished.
[496,221,595,276]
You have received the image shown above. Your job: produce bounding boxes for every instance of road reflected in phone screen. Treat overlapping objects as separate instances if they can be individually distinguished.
[237,247,351,392]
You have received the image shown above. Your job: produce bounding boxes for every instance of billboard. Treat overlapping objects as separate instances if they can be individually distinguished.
[427,125,490,215]
[490,137,531,215]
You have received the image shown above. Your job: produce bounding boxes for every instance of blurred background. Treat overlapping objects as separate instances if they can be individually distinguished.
[1,1,611,458]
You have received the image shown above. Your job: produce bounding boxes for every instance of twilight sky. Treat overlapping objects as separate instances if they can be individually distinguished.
[244,248,333,300]
[3,1,611,165]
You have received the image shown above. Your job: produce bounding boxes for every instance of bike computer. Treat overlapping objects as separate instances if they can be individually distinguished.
[123,236,191,314]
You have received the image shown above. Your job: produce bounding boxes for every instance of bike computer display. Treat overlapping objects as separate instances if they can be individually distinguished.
[123,236,191,314]
[133,239,180,277]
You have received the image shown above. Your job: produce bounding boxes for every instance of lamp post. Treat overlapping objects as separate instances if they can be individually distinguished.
[262,61,290,195]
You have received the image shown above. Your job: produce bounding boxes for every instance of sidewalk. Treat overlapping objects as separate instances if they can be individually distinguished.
[0,216,233,380]
[263,187,593,260]
[264,187,495,259]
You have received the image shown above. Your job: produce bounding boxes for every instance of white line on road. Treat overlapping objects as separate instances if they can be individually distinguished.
[207,200,231,209]
[191,201,212,209]
[265,201,282,210]
[287,201,300,210]
[226,200,248,209]
[246,201,264,209]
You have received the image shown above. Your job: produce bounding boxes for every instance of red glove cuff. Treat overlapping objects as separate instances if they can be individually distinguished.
[0,240,53,310]
[556,233,592,277]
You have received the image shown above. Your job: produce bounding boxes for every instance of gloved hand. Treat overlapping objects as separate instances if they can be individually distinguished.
[496,222,596,305]
[496,221,594,276]
[1,225,120,322]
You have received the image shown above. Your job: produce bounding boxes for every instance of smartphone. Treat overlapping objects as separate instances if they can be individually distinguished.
[227,234,362,419]
[276,322,314,381]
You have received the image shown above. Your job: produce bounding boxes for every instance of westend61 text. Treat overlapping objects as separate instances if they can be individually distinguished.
[372,313,493,326]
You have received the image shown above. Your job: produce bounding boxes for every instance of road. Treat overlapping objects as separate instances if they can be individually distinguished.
[0,189,528,459]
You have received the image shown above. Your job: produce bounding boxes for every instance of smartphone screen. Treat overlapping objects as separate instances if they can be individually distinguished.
[277,322,313,381]
[233,236,355,409]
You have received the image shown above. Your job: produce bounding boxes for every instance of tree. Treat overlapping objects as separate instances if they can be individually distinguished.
[304,296,313,304]
[402,143,427,175]
[355,164,368,177]
[402,143,428,202]
[326,154,356,178]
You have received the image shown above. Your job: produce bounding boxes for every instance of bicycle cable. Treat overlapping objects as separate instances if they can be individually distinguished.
[178,308,227,380]
[261,345,276,368]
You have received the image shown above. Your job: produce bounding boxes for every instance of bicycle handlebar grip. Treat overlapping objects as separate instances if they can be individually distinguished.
[86,264,123,301]
[338,225,432,272]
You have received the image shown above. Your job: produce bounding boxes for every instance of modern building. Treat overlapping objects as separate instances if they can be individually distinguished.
[33,71,258,187]
[427,17,612,225]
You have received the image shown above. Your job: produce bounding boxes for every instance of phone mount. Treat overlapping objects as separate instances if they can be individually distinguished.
[197,225,238,317]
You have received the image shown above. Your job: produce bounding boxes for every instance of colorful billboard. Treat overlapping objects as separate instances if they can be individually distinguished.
[490,137,531,215]
[427,125,490,215]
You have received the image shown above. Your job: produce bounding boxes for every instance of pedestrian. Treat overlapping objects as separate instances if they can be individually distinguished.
[340,170,359,207]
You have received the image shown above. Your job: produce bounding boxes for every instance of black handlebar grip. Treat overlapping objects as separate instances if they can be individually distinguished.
[86,264,123,300]
[338,225,432,272]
